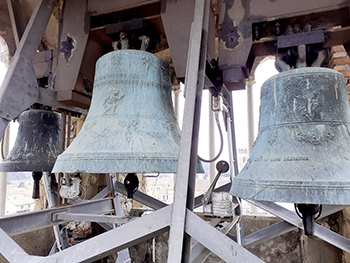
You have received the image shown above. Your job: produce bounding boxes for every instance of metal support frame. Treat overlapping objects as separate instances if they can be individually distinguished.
[0,0,261,260]
[168,0,209,261]
[2,1,350,263]
[242,203,348,248]
[0,197,114,236]
[247,200,350,253]
[190,217,239,263]
[43,172,69,252]
[0,0,56,138]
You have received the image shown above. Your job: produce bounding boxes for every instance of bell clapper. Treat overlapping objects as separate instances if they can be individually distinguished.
[124,173,139,199]
[295,203,322,236]
[32,172,43,199]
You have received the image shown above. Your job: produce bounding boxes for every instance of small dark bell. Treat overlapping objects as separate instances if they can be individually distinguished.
[124,173,139,199]
[0,109,60,200]
[0,109,60,172]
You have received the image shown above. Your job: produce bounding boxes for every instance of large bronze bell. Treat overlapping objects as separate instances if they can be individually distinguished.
[0,109,60,198]
[52,50,202,174]
[230,67,350,206]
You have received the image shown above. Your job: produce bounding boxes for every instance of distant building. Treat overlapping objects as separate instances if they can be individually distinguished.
[6,198,34,215]
[5,179,35,215]
[146,174,231,205]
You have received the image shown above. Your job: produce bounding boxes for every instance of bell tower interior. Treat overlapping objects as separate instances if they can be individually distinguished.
[1,0,350,262]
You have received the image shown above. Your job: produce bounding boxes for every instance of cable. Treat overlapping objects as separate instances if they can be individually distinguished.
[198,111,224,163]
[0,134,4,160]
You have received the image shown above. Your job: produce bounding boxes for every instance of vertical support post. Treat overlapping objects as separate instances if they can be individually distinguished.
[167,0,210,262]
[246,77,255,156]
[224,88,244,243]
[6,0,20,47]
[107,173,132,263]
[43,172,66,252]
[173,85,181,125]
[223,88,239,179]
[0,123,10,216]
[66,111,71,148]
[246,77,259,214]
[208,92,216,183]
[58,111,67,205]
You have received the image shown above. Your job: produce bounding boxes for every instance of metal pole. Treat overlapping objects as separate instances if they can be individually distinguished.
[208,92,216,183]
[246,77,255,156]
[43,172,63,252]
[173,86,181,189]
[224,89,244,244]
[173,85,181,125]
[0,123,10,216]
[246,77,259,214]
[58,110,67,205]
[167,0,209,261]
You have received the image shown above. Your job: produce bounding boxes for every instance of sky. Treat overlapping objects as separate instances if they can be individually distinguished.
[0,54,18,150]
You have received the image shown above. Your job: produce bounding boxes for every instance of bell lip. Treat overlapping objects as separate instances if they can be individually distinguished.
[230,178,350,205]
[264,67,344,84]
[52,156,204,174]
[0,163,54,172]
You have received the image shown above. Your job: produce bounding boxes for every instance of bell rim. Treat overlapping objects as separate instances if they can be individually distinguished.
[230,178,350,205]
[52,155,204,174]
[264,66,344,84]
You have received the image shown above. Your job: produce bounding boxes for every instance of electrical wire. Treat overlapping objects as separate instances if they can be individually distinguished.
[0,134,4,160]
[197,111,224,163]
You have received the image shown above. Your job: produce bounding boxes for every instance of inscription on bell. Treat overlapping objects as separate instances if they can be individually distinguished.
[253,156,309,162]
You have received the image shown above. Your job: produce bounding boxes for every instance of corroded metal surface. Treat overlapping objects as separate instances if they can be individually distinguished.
[0,109,60,172]
[53,50,193,174]
[230,67,350,204]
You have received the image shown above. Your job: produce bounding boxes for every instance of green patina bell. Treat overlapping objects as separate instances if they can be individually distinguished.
[230,67,350,205]
[53,50,203,174]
